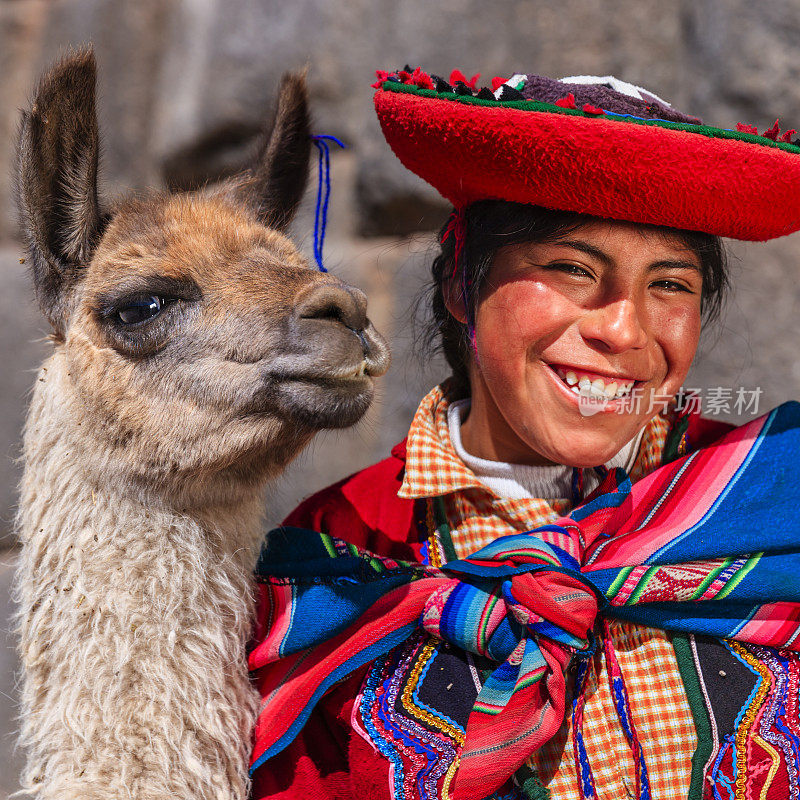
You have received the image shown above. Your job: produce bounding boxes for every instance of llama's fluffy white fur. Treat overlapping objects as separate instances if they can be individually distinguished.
[15,352,264,800]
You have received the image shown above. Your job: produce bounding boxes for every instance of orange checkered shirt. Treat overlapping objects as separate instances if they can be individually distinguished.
[398,385,696,800]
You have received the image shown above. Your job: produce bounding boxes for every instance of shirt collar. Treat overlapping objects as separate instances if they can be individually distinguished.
[447,398,645,500]
[399,383,670,500]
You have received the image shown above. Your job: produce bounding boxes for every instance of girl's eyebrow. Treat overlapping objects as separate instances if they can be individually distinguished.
[552,239,613,266]
[647,259,702,273]
[551,240,702,273]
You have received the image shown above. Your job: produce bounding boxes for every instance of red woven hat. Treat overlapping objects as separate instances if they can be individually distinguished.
[373,68,800,241]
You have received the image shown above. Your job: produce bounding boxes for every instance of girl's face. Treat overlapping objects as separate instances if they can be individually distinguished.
[450,220,704,467]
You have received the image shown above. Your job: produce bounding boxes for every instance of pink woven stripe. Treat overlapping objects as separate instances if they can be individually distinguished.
[250,583,294,664]
[737,602,800,647]
[586,414,768,569]
[251,578,443,763]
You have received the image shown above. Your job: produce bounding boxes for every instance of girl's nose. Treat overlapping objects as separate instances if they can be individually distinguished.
[577,298,648,354]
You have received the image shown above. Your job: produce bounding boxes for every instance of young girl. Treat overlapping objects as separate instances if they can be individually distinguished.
[248,69,800,800]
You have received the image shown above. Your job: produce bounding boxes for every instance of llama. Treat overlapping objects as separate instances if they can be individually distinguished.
[13,50,389,800]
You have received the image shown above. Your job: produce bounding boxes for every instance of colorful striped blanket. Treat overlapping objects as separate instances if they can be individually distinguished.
[249,403,800,799]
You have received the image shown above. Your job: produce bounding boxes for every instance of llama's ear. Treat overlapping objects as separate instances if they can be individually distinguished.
[15,48,104,334]
[237,71,312,231]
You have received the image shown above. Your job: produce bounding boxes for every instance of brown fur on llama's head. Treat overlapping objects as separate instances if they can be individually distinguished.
[15,49,389,503]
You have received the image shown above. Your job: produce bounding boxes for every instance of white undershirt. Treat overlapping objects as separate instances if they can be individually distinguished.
[447,399,644,501]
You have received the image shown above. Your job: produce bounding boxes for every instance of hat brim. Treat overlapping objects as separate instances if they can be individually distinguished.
[374,83,800,241]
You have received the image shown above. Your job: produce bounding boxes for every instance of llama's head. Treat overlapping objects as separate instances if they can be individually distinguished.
[16,50,389,505]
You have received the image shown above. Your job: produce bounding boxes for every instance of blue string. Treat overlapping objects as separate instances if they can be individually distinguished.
[311,135,346,272]
[571,657,596,799]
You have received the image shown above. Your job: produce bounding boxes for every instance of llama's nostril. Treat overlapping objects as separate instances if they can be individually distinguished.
[297,284,367,332]
[303,303,345,325]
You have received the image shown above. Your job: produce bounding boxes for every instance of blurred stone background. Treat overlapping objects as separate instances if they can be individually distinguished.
[3,0,800,792]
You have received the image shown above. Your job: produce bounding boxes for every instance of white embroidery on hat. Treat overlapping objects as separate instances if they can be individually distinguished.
[494,73,528,99]
[559,74,672,108]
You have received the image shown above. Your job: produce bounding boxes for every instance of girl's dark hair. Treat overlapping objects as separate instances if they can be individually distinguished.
[425,200,729,399]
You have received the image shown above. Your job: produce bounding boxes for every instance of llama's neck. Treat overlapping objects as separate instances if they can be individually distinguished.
[19,351,267,582]
[16,352,268,800]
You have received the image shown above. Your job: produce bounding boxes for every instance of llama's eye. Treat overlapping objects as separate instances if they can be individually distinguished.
[116,296,162,325]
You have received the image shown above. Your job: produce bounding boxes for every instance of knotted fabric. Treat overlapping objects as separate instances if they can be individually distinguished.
[249,403,800,799]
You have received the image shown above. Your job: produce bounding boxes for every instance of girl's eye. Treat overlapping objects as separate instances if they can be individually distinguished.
[545,262,592,277]
[116,296,163,325]
[651,280,692,293]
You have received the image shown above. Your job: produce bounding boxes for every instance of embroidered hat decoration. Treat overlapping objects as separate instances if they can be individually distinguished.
[373,67,800,241]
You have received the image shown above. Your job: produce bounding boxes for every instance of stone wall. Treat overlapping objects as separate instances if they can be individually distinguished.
[3,2,800,790]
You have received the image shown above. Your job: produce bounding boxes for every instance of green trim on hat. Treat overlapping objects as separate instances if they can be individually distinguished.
[380,81,800,156]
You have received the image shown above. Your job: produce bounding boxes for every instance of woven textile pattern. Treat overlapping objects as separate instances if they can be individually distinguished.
[250,399,800,799]
[688,639,800,799]
[399,387,692,797]
[534,621,696,799]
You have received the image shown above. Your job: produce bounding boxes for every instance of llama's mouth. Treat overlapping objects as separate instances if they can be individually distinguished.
[274,372,375,429]
[272,354,380,389]
[324,360,368,379]
[248,323,390,428]
[240,369,374,430]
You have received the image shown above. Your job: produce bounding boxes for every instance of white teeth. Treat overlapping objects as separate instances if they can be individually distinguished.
[579,378,608,401]
[557,367,635,400]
